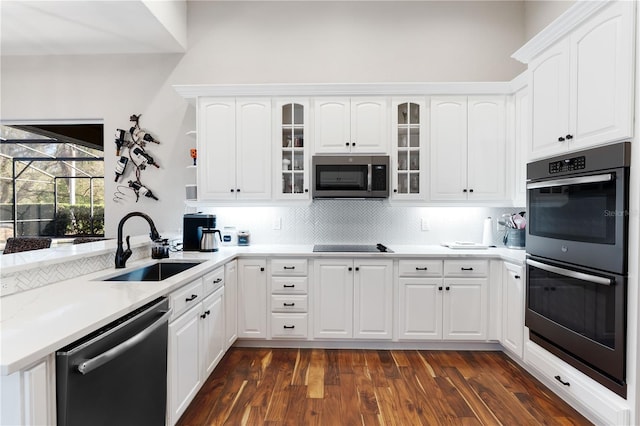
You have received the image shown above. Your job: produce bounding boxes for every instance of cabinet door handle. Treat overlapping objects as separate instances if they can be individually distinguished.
[565,134,573,140]
[283,325,295,329]
[260,267,265,272]
[352,142,356,146]
[461,267,474,271]
[200,310,211,319]
[438,286,443,291]
[355,267,360,271]
[469,189,474,193]
[345,142,350,147]
[445,286,450,291]
[213,278,222,284]
[283,284,295,288]
[415,267,428,271]
[558,136,565,142]
[554,375,570,386]
[185,294,198,302]
[348,267,353,271]
[283,303,295,307]
[463,189,467,193]
[283,266,296,270]
[393,189,398,193]
[230,189,235,192]
[304,189,309,193]
[514,275,521,279]
[237,188,241,192]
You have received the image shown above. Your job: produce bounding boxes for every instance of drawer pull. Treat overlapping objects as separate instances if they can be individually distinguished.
[283,325,295,329]
[283,266,296,270]
[200,310,210,319]
[213,278,222,284]
[283,284,295,288]
[283,303,295,307]
[415,267,428,271]
[554,375,570,387]
[461,267,474,271]
[185,294,198,302]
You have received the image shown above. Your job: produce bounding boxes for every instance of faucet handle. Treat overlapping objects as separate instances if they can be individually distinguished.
[123,235,132,262]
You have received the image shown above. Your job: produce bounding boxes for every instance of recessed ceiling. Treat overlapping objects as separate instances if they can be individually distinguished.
[1,0,187,56]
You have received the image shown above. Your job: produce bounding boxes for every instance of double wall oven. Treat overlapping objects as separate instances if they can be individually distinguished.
[525,142,630,397]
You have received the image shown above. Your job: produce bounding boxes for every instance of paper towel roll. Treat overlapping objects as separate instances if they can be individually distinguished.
[482,217,493,246]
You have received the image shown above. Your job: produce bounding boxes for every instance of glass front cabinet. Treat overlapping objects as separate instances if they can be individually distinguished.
[274,100,310,199]
[392,98,427,200]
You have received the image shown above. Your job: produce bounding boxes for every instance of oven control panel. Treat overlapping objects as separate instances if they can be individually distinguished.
[549,155,586,174]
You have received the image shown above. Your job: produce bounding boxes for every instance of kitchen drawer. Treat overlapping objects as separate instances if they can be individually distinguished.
[271,313,308,338]
[271,259,308,276]
[202,267,224,296]
[271,295,308,313]
[444,259,488,277]
[271,276,308,294]
[169,278,203,320]
[398,259,443,277]
[525,341,629,425]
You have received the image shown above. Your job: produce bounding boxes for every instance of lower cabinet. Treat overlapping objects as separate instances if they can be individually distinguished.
[0,355,55,426]
[397,259,488,341]
[168,274,225,426]
[224,260,238,348]
[237,258,267,338]
[313,258,393,339]
[501,261,524,358]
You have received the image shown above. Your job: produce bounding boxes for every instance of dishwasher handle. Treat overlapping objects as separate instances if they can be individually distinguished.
[77,308,172,375]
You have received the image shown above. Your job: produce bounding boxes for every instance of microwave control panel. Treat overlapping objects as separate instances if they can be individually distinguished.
[549,156,586,174]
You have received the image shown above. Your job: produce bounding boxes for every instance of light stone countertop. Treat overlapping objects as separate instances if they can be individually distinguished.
[0,242,525,375]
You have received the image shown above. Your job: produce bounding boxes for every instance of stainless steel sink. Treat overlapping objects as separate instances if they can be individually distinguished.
[104,261,203,282]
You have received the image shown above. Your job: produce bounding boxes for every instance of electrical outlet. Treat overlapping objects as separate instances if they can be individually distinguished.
[272,217,282,230]
[421,217,430,231]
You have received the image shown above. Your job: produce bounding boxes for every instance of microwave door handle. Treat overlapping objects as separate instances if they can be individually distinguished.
[526,173,614,190]
[367,164,372,192]
[526,259,613,286]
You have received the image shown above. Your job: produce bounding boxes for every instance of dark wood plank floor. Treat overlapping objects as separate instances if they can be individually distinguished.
[177,347,593,426]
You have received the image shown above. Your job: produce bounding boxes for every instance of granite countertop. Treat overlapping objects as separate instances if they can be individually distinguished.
[0,242,525,375]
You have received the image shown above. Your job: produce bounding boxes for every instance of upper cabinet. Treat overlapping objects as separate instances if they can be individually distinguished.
[430,96,506,201]
[198,98,272,201]
[313,97,389,154]
[528,1,635,160]
[391,98,427,200]
[274,100,310,200]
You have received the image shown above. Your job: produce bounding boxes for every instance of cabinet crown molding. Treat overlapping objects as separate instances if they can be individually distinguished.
[173,82,514,102]
[511,0,611,64]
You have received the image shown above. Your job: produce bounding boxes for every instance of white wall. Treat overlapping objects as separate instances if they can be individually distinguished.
[1,1,540,238]
[524,0,575,41]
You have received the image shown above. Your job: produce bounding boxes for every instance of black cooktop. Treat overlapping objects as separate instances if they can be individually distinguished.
[312,244,393,253]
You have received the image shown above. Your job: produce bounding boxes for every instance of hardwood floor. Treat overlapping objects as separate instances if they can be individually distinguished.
[177,348,593,426]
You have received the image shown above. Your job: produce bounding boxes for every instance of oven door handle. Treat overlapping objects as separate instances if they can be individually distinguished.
[367,164,372,192]
[526,259,613,286]
[526,173,614,190]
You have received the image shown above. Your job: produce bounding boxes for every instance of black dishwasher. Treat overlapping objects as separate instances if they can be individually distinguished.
[56,297,170,426]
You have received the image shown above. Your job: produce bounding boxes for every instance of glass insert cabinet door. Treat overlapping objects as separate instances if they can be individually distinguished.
[393,99,425,199]
[277,100,309,198]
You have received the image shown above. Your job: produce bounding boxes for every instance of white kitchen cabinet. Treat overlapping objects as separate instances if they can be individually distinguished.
[274,99,310,199]
[501,262,524,358]
[197,97,271,200]
[397,259,488,341]
[398,277,443,339]
[237,258,268,338]
[313,258,392,339]
[313,259,353,339]
[270,258,309,339]
[168,302,201,426]
[528,1,634,160]
[430,96,506,201]
[224,260,238,349]
[313,97,389,154]
[391,98,427,200]
[353,259,393,339]
[168,276,226,426]
[201,288,225,378]
[0,355,55,426]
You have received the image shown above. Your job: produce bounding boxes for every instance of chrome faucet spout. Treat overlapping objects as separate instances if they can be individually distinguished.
[115,212,161,268]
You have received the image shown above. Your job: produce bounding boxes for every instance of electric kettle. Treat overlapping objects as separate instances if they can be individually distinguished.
[199,227,222,252]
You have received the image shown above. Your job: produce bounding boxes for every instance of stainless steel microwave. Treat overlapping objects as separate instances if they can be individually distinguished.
[312,155,389,199]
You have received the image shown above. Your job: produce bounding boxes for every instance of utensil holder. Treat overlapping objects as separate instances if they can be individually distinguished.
[504,228,525,249]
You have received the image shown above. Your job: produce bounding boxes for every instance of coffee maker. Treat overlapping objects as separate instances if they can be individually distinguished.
[183,213,216,251]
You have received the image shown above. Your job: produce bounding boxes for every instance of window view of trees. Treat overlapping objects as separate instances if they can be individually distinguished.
[0,124,105,245]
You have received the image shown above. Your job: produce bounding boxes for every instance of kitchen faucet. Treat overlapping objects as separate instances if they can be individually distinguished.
[115,211,161,268]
